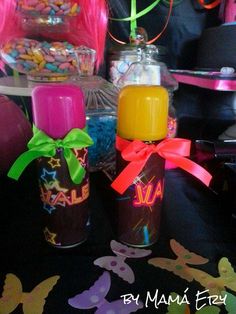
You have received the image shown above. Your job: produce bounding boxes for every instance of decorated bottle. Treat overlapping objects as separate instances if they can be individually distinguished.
[31,84,93,248]
[111,85,168,247]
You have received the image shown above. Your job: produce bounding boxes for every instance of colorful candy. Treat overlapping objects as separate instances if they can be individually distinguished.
[109,59,133,86]
[86,113,117,172]
[17,0,80,17]
[1,38,78,81]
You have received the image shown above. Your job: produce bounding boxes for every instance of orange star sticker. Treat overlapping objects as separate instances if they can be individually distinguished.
[48,158,61,168]
[44,227,57,245]
[73,148,87,165]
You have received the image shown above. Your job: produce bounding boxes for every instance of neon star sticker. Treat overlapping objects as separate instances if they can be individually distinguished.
[44,180,68,193]
[44,227,57,245]
[43,203,56,214]
[51,193,66,207]
[40,168,57,184]
[73,148,88,166]
[48,157,61,168]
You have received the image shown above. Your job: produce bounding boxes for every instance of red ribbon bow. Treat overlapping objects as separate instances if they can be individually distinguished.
[111,136,212,194]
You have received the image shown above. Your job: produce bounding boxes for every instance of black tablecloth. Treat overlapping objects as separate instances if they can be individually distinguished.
[0,162,235,314]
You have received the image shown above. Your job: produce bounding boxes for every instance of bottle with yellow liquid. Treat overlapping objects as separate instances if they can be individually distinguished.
[111,85,169,247]
[117,46,178,138]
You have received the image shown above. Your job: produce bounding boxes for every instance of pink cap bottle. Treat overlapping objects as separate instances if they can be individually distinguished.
[31,84,90,248]
[32,84,86,138]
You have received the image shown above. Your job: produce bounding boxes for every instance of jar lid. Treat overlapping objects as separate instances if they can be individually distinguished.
[108,44,144,56]
[76,76,119,112]
[108,44,169,66]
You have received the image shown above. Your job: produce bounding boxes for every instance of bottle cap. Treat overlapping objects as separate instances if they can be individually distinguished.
[117,85,168,141]
[32,84,86,139]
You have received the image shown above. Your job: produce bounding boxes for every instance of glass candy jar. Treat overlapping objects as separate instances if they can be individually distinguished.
[108,43,168,87]
[117,45,178,138]
[75,47,119,173]
[17,0,79,17]
[0,0,80,81]
[17,0,80,34]
[1,38,78,81]
[79,77,118,173]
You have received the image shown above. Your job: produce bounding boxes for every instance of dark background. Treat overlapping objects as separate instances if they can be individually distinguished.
[106,0,236,141]
[1,1,236,313]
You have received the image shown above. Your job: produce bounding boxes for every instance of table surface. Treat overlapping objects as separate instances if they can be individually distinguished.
[171,70,236,91]
[1,71,236,98]
[0,75,34,96]
[0,164,235,314]
[0,75,82,97]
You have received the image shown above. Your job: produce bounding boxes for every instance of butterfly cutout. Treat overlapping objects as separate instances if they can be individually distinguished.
[222,291,236,314]
[93,240,152,284]
[148,239,209,282]
[166,292,220,314]
[0,273,60,314]
[68,271,143,313]
[188,257,236,296]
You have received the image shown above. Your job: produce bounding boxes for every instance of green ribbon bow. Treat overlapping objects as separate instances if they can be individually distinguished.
[7,126,94,184]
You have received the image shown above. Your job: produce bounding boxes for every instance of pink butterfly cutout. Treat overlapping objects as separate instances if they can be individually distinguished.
[93,240,152,284]
[68,271,143,313]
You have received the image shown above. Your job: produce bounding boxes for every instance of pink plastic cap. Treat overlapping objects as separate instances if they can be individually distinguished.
[32,84,86,139]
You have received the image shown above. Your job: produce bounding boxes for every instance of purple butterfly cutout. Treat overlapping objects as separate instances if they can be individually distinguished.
[68,271,143,313]
[93,240,152,284]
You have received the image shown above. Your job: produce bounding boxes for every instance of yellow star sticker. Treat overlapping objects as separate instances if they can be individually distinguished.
[44,179,68,193]
[48,157,61,168]
[44,227,57,245]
